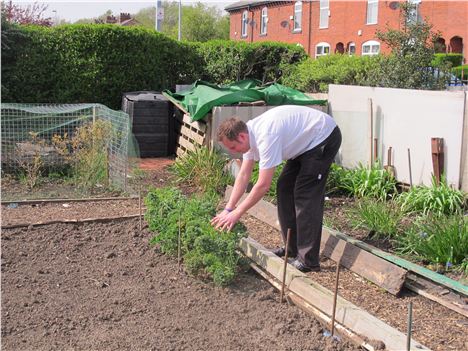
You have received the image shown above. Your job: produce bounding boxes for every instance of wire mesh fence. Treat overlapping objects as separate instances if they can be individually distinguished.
[1,103,135,192]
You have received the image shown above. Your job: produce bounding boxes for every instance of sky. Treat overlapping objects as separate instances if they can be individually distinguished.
[13,0,236,23]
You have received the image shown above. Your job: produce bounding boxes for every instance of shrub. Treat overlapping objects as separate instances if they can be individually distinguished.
[340,162,398,200]
[170,146,231,195]
[397,176,466,216]
[348,199,404,238]
[325,163,349,196]
[145,187,246,286]
[395,214,467,268]
[452,65,468,80]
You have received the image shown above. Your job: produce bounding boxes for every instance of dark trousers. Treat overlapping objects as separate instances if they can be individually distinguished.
[276,126,342,267]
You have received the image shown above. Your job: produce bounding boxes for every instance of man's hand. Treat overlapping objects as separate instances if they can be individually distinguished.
[210,209,241,231]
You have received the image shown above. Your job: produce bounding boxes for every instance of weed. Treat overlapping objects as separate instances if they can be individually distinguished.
[348,198,404,239]
[170,146,231,195]
[145,187,246,286]
[15,132,44,190]
[325,163,348,196]
[395,214,467,269]
[397,176,466,216]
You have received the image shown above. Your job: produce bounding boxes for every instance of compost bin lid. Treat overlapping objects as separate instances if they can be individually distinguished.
[123,91,167,102]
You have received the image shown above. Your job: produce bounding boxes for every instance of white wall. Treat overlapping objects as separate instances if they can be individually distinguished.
[328,85,467,189]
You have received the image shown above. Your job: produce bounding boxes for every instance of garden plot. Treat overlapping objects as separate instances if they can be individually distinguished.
[1,218,359,351]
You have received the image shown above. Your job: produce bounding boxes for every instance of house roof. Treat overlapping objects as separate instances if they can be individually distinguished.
[224,1,279,12]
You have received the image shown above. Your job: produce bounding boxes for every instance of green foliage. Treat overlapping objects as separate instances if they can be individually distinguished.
[452,65,468,80]
[144,187,246,286]
[325,163,349,196]
[281,54,380,93]
[194,40,307,84]
[395,214,467,268]
[339,162,398,200]
[251,162,285,199]
[397,176,466,216]
[170,146,231,195]
[369,2,449,90]
[348,199,404,238]
[432,53,463,68]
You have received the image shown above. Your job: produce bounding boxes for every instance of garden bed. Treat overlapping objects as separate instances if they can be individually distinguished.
[1,218,359,351]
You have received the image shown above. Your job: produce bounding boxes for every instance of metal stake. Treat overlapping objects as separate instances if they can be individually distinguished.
[407,148,413,187]
[280,228,292,303]
[407,301,413,351]
[331,261,341,337]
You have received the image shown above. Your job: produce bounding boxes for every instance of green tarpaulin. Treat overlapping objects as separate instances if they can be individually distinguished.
[163,79,327,122]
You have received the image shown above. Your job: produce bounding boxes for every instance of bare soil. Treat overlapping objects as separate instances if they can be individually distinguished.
[1,219,358,351]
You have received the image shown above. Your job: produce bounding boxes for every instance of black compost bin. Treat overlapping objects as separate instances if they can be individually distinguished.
[122,91,175,157]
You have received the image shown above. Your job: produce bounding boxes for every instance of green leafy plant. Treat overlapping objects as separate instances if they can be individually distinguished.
[340,162,397,200]
[397,176,466,216]
[170,146,231,195]
[145,187,246,286]
[395,214,467,269]
[325,163,349,196]
[348,198,404,239]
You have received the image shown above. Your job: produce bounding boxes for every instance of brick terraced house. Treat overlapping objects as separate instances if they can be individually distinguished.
[225,0,467,61]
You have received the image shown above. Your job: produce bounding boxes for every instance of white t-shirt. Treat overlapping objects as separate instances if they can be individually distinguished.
[243,105,337,169]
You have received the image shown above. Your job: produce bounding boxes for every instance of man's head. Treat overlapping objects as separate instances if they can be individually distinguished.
[217,117,250,154]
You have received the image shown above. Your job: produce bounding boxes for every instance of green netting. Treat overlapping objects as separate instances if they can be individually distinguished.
[163,79,327,122]
[1,103,138,191]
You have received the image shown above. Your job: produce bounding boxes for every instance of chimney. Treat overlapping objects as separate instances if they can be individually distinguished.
[119,13,131,23]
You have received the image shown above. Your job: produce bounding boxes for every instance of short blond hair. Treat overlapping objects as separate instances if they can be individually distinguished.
[217,117,247,141]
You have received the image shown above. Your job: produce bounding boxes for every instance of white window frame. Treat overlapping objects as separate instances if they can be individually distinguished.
[348,42,356,55]
[366,0,379,25]
[241,10,248,37]
[362,40,380,55]
[260,7,268,35]
[293,1,302,32]
[319,0,329,29]
[315,42,330,58]
[408,0,421,24]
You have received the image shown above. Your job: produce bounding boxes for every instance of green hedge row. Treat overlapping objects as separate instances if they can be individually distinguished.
[432,53,464,68]
[1,24,306,109]
[452,65,468,80]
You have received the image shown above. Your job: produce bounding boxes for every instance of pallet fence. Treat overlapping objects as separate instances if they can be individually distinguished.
[174,111,211,156]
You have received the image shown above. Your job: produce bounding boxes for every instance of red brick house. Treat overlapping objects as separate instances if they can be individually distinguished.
[225,0,467,61]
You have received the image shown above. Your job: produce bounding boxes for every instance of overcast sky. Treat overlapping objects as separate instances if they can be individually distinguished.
[14,0,236,23]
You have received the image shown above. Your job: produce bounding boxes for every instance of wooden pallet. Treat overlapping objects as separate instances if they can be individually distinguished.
[174,112,210,156]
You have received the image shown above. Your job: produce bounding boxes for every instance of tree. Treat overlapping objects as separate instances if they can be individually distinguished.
[1,1,52,26]
[367,2,448,90]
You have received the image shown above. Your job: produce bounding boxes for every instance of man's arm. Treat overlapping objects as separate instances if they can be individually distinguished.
[225,158,255,211]
[212,165,275,231]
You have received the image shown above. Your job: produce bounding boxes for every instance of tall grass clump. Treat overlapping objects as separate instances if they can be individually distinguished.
[348,198,404,238]
[397,176,466,216]
[325,163,349,196]
[145,187,246,286]
[170,146,231,194]
[340,162,397,200]
[395,215,467,269]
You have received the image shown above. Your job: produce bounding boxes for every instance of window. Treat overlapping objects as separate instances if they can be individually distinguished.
[293,1,302,32]
[347,42,356,55]
[408,0,421,24]
[362,40,380,55]
[366,0,378,25]
[315,42,330,58]
[319,0,329,28]
[260,7,268,35]
[241,11,248,37]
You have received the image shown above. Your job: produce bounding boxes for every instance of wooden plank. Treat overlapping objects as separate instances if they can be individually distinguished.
[225,186,407,295]
[180,113,207,133]
[181,125,204,145]
[177,136,195,152]
[239,237,430,351]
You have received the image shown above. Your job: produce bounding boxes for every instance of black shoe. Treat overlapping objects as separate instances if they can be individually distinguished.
[272,247,296,258]
[291,259,321,273]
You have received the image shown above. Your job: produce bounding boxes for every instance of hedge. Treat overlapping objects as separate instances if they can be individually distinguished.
[452,65,468,80]
[432,53,464,68]
[1,24,306,109]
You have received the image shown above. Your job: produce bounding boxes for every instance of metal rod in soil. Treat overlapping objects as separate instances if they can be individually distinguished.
[407,148,413,187]
[407,301,413,351]
[331,260,341,337]
[280,228,292,303]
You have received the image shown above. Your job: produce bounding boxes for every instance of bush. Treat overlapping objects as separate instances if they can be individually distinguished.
[432,53,463,68]
[145,187,246,286]
[452,65,468,80]
[397,176,466,216]
[395,214,467,268]
[348,199,404,239]
[194,40,307,85]
[170,146,231,195]
[281,54,380,93]
[339,162,398,201]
